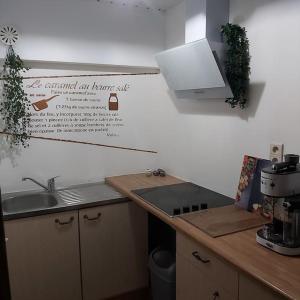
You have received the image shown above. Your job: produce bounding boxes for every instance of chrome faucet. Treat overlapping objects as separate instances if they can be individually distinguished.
[47,177,57,193]
[22,177,58,193]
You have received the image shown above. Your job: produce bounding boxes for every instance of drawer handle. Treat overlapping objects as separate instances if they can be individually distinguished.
[84,213,102,221]
[55,216,74,226]
[213,291,219,300]
[192,251,210,264]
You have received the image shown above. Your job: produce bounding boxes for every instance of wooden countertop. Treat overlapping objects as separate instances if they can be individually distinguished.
[106,173,300,300]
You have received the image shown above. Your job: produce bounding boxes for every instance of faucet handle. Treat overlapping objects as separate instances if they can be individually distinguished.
[48,176,59,192]
[48,176,60,184]
[49,176,60,181]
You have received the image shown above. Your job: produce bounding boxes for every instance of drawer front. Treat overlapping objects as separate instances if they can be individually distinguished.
[177,233,238,297]
[239,273,288,300]
[177,253,237,300]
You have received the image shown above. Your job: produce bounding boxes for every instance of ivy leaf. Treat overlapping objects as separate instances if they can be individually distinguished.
[0,45,31,147]
[221,23,251,109]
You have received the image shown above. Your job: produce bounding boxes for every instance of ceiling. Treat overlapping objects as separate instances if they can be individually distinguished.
[93,0,183,11]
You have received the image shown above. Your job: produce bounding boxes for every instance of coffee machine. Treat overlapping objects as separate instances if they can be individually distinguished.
[256,154,300,256]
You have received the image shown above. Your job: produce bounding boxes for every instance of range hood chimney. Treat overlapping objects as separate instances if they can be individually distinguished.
[156,0,233,99]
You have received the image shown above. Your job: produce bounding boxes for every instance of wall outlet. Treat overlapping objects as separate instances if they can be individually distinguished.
[269,144,284,163]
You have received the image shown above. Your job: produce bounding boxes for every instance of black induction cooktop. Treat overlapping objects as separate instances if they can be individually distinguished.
[132,182,234,217]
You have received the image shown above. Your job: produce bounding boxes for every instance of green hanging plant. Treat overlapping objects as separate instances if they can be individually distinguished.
[221,23,251,109]
[0,45,31,147]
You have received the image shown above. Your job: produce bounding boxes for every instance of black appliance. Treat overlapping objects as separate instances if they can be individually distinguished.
[0,189,11,300]
[132,182,234,217]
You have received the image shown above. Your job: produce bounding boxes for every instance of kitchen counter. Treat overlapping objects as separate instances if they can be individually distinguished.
[106,173,300,300]
[2,182,128,221]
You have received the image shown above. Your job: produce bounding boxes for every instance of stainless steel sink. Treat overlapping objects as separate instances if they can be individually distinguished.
[2,193,58,213]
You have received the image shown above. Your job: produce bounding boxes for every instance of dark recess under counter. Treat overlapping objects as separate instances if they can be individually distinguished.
[148,212,176,254]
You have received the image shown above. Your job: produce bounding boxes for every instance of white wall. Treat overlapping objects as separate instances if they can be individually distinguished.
[2,0,300,198]
[165,1,185,49]
[159,0,300,197]
[0,0,165,67]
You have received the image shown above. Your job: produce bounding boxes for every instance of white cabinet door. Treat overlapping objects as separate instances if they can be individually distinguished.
[79,201,148,300]
[5,211,82,300]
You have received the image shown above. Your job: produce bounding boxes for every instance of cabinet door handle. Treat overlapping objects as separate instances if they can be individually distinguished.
[84,212,102,221]
[213,291,219,300]
[192,251,210,263]
[55,216,74,225]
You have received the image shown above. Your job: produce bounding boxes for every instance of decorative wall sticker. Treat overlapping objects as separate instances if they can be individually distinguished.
[0,25,19,46]
[20,72,159,80]
[25,78,125,137]
[32,95,59,111]
[0,131,157,154]
[10,72,158,154]
[109,93,119,111]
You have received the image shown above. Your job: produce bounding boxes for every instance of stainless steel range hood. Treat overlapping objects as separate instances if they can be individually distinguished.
[156,0,233,99]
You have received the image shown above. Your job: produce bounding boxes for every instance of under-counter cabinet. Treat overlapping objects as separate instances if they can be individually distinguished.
[79,202,148,300]
[5,211,82,300]
[176,233,239,300]
[4,201,148,300]
[177,232,289,300]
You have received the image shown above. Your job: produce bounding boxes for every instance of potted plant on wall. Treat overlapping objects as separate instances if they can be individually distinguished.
[221,23,251,109]
[0,26,31,148]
